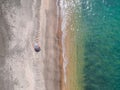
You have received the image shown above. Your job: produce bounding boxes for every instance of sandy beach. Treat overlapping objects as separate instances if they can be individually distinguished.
[61,23,78,90]
[0,0,62,90]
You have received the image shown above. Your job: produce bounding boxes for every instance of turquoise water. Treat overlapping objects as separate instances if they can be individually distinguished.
[74,0,120,90]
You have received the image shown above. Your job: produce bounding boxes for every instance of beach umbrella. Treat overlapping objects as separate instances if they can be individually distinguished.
[34,43,41,52]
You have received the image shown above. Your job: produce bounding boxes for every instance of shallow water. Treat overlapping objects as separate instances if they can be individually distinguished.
[61,0,120,90]
[82,1,120,90]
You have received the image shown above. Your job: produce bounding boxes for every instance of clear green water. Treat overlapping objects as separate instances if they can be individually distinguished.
[73,0,120,90]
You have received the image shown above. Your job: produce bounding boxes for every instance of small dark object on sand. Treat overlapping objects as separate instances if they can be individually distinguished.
[34,43,41,52]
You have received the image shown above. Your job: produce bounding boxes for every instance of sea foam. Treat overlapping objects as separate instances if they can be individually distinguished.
[60,0,77,84]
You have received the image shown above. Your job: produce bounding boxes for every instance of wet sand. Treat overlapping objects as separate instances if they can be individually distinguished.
[60,6,85,90]
[0,0,61,90]
[62,25,79,90]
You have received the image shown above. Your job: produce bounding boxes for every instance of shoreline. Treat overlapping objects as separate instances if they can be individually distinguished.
[60,2,81,89]
[63,27,78,90]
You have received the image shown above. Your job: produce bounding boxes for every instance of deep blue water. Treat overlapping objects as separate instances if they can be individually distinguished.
[75,0,120,90]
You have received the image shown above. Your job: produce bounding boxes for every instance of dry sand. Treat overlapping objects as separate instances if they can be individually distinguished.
[0,0,62,90]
